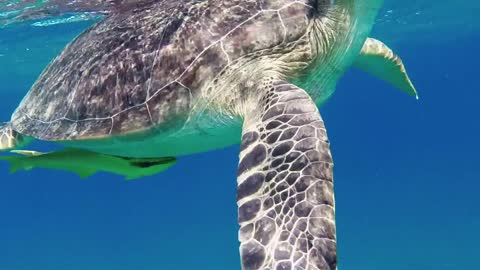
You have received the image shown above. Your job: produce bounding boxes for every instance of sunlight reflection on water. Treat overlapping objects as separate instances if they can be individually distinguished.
[0,0,477,86]
[0,0,475,27]
[1,0,477,44]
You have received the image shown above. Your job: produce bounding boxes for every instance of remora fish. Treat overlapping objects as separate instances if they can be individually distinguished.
[0,148,176,180]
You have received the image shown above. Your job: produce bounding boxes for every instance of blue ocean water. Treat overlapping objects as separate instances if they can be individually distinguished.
[0,2,479,270]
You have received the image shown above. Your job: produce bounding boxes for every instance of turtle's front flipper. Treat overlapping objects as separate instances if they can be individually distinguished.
[237,79,335,270]
[354,38,419,99]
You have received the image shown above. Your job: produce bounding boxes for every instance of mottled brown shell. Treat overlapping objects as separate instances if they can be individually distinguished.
[11,0,317,141]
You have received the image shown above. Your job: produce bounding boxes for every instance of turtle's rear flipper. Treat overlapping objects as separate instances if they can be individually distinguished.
[0,122,29,151]
[354,38,419,99]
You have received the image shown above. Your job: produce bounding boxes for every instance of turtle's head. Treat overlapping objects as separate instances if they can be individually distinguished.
[294,0,383,104]
[306,0,384,54]
[310,0,384,15]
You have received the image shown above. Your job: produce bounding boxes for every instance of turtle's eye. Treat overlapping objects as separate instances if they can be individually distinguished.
[310,0,334,17]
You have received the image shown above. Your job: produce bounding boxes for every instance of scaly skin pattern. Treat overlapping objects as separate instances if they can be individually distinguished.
[11,0,320,141]
[238,78,335,270]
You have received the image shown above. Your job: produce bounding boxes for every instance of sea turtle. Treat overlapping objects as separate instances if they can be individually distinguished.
[0,1,418,269]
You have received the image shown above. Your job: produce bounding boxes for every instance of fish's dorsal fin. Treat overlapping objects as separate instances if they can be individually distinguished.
[354,38,419,99]
[120,156,177,181]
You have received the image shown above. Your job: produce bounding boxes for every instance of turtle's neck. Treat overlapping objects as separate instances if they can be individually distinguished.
[293,0,383,105]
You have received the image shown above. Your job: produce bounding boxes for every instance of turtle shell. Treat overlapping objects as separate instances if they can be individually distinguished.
[11,0,318,141]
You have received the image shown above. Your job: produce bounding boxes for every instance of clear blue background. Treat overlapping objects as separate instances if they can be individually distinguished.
[0,9,479,270]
